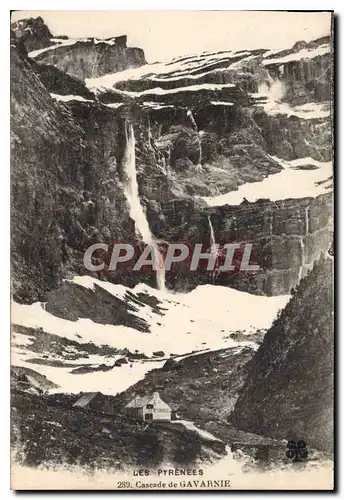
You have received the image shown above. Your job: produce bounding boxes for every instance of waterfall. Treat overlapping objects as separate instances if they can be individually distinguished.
[305,206,310,235]
[123,121,165,290]
[298,237,305,283]
[198,130,204,167]
[208,216,218,283]
[187,109,197,130]
[198,137,202,166]
[297,209,306,283]
[232,216,238,239]
[300,61,305,82]
[208,216,217,255]
[147,116,152,149]
[258,77,286,102]
[269,213,273,238]
[187,109,202,167]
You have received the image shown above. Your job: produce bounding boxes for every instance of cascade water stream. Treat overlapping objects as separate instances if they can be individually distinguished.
[123,121,165,290]
[208,215,218,282]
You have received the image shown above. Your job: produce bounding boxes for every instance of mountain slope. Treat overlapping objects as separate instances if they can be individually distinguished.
[11,391,226,470]
[231,254,334,452]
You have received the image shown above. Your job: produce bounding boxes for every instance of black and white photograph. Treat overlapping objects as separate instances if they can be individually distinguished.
[10,9,334,490]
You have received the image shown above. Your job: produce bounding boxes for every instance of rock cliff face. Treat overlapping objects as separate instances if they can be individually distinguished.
[10,42,134,302]
[158,194,332,295]
[11,16,53,52]
[33,39,146,80]
[263,37,332,106]
[231,254,334,452]
[11,17,333,301]
[11,17,147,80]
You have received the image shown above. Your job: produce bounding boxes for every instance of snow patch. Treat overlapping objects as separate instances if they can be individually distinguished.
[263,44,330,66]
[85,49,245,92]
[12,345,164,397]
[143,102,175,110]
[120,83,236,98]
[254,98,330,119]
[11,332,34,347]
[11,282,288,357]
[210,101,234,106]
[50,93,94,103]
[28,38,89,58]
[202,156,332,206]
[104,102,124,109]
